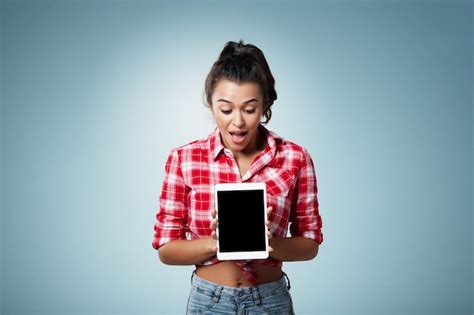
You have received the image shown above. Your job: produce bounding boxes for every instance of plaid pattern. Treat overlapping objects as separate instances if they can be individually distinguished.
[152,126,323,279]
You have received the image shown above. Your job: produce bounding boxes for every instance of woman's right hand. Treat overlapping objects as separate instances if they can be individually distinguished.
[209,209,218,252]
[210,209,217,253]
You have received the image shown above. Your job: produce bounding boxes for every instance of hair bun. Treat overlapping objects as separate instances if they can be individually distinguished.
[218,40,245,60]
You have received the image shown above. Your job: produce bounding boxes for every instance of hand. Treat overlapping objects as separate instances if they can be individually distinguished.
[209,209,218,252]
[266,206,274,253]
[210,208,218,239]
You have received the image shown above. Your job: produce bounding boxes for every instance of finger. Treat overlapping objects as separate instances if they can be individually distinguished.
[267,206,273,216]
[210,218,218,230]
[266,219,272,233]
[208,238,217,252]
[211,208,217,219]
[268,245,274,252]
[211,231,217,240]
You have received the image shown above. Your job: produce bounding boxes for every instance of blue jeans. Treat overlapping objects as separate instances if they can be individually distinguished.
[186,272,295,314]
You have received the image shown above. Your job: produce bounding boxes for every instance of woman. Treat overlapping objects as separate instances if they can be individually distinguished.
[152,40,323,314]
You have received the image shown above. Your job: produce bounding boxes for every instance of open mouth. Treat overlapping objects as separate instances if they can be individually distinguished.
[229,131,248,143]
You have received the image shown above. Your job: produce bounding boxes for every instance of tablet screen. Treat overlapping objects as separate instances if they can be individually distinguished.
[217,189,266,252]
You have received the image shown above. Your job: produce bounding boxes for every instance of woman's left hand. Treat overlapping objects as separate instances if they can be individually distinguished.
[266,206,274,253]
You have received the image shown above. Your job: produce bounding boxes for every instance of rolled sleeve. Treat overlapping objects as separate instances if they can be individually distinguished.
[152,150,190,249]
[289,148,324,244]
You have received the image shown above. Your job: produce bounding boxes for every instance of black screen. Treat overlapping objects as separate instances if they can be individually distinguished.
[217,189,266,252]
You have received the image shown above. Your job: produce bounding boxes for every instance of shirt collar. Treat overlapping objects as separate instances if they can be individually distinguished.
[210,128,226,160]
[209,125,282,161]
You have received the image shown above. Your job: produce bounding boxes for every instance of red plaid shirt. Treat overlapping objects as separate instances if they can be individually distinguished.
[152,126,323,281]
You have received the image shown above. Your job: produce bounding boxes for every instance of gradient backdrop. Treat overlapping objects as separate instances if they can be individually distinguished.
[1,1,472,314]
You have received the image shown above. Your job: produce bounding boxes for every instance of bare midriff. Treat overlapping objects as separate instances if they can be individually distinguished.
[195,261,282,287]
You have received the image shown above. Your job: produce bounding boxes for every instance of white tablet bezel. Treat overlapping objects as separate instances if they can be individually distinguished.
[215,182,269,261]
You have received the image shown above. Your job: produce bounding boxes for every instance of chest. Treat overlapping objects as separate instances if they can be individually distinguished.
[181,153,297,211]
[234,155,256,178]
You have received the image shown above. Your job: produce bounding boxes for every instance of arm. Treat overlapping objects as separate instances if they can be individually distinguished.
[269,148,323,262]
[269,236,319,261]
[158,238,217,265]
[158,209,219,265]
[153,150,218,265]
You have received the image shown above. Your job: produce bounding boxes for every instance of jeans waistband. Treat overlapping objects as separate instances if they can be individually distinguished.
[191,270,291,291]
[191,271,291,306]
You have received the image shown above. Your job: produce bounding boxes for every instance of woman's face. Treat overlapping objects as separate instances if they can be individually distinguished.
[211,79,264,157]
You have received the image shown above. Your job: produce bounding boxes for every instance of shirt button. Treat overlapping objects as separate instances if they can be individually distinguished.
[238,291,243,297]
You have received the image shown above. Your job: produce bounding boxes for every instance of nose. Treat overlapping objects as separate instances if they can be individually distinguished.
[232,112,244,127]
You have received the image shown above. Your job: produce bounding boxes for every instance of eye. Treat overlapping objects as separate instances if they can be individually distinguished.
[221,109,232,115]
[244,108,256,114]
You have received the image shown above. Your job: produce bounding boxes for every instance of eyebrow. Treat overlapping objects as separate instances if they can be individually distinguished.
[216,98,259,104]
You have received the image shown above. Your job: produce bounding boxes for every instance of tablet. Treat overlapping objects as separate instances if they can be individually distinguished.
[215,182,269,260]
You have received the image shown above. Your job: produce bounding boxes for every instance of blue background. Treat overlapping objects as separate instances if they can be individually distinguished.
[1,1,472,314]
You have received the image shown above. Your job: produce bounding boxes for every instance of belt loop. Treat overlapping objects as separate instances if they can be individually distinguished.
[190,271,195,285]
[252,286,261,306]
[212,286,223,303]
[283,272,291,290]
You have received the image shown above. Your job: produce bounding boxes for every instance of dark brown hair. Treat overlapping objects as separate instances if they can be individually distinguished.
[204,40,277,124]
